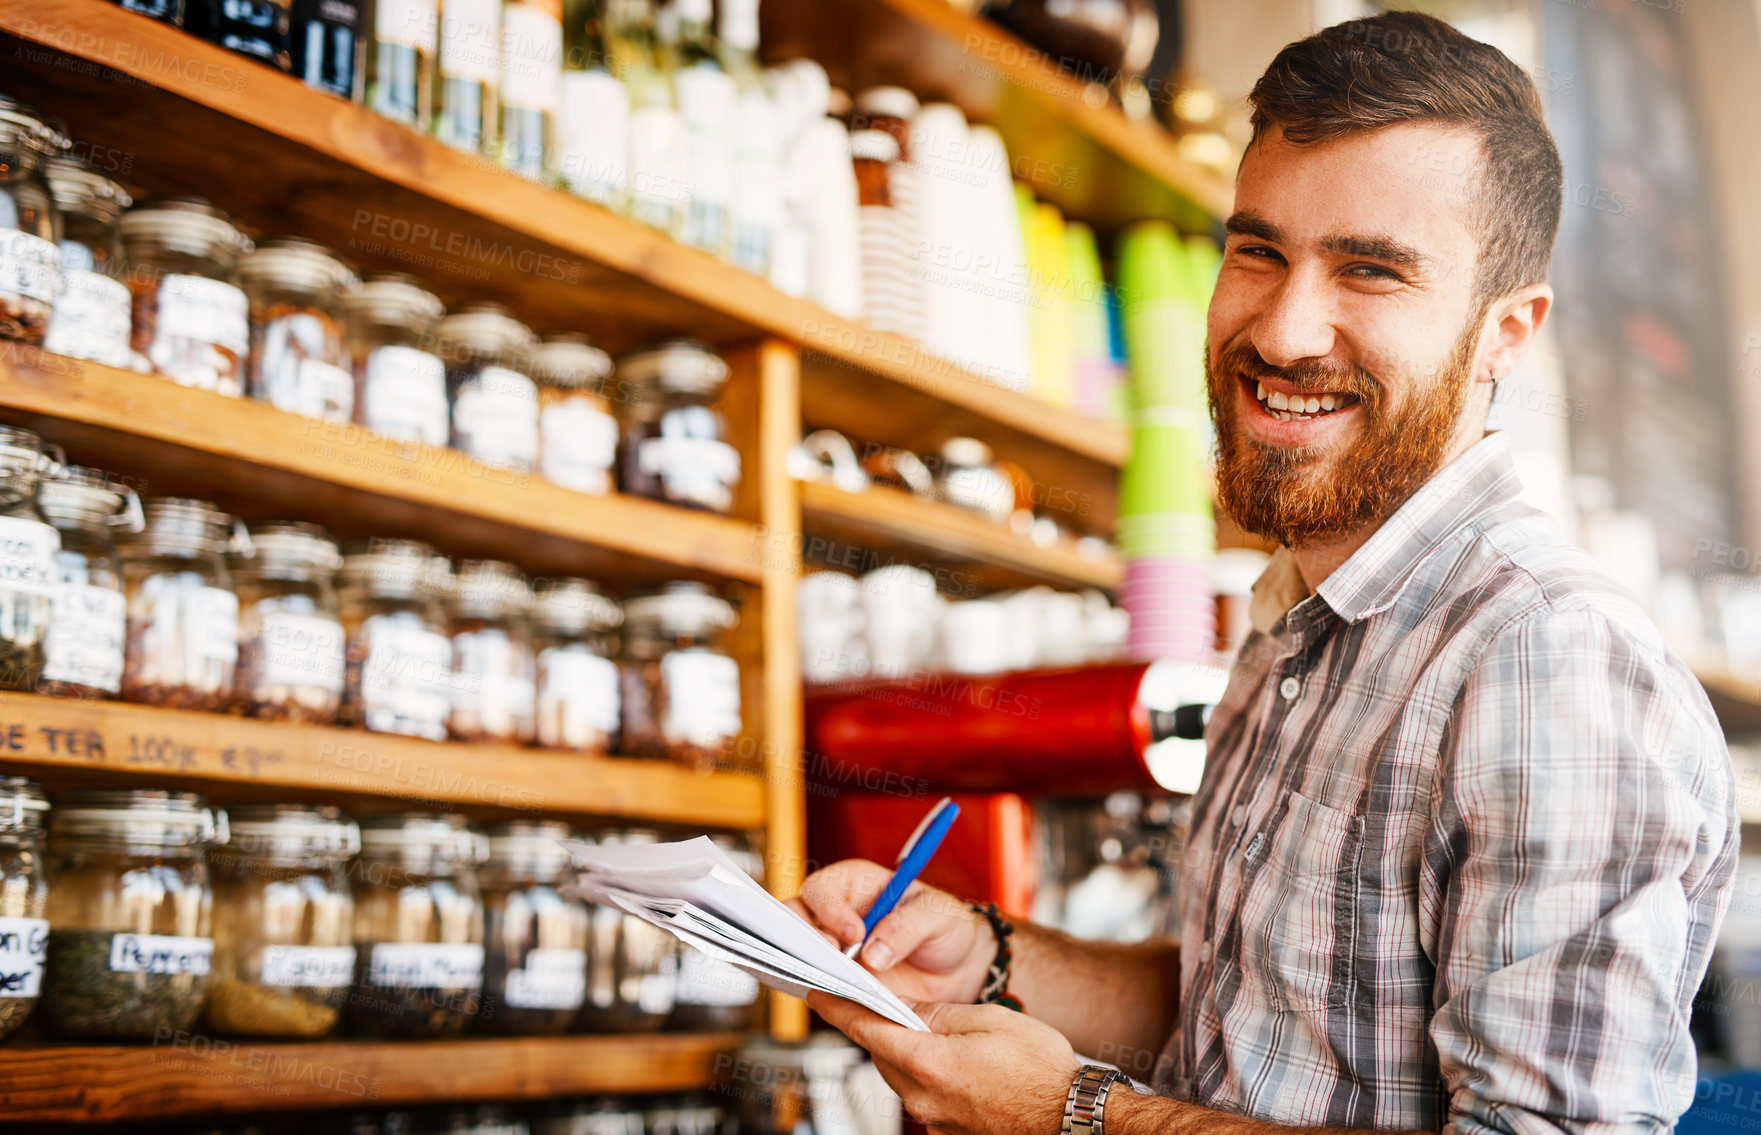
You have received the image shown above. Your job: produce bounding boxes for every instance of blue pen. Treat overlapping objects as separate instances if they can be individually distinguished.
[845,796,961,959]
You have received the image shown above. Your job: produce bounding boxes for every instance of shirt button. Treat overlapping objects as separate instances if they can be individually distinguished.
[1279,676,1302,700]
[1198,941,1213,963]
[1230,805,1247,826]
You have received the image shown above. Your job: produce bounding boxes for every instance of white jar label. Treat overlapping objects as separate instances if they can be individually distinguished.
[0,230,62,305]
[537,647,619,743]
[503,947,586,1010]
[661,648,741,744]
[451,628,533,723]
[367,942,484,989]
[296,359,356,422]
[258,608,346,692]
[196,586,241,664]
[259,944,356,988]
[108,933,213,976]
[675,948,759,1007]
[637,436,740,511]
[0,917,48,998]
[539,399,618,493]
[45,269,131,366]
[636,969,678,1015]
[158,274,249,355]
[558,70,630,198]
[376,0,437,49]
[363,345,449,446]
[360,616,453,741]
[674,67,736,208]
[0,517,60,598]
[43,583,125,691]
[455,366,539,469]
[439,0,499,83]
[499,3,560,112]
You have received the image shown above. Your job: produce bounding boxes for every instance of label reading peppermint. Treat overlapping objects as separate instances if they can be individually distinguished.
[0,517,60,598]
[367,942,484,989]
[259,608,346,692]
[45,269,132,366]
[364,346,449,446]
[0,917,48,998]
[0,230,62,305]
[503,947,586,1010]
[539,399,617,492]
[43,583,125,692]
[108,933,213,976]
[259,944,356,987]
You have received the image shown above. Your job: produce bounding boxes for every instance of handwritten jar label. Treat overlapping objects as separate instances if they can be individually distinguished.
[503,947,586,1010]
[367,942,484,989]
[0,917,48,998]
[258,944,356,988]
[108,932,214,976]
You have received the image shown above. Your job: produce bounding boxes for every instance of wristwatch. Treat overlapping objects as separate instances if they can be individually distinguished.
[1061,1065,1130,1135]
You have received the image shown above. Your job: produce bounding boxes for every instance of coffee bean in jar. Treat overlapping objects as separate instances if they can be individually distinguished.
[343,274,450,447]
[615,341,740,514]
[38,464,139,701]
[40,789,220,1040]
[447,560,536,745]
[0,777,50,1040]
[239,238,360,422]
[476,820,589,1036]
[118,197,253,396]
[347,812,486,1039]
[531,578,621,754]
[533,336,617,496]
[0,97,65,347]
[438,304,541,472]
[118,498,241,712]
[618,583,742,771]
[339,539,456,741]
[231,521,347,723]
[0,426,63,692]
[43,156,134,368]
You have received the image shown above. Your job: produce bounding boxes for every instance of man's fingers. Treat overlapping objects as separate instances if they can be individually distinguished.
[806,990,920,1065]
[858,888,958,972]
[785,897,844,950]
[905,998,997,1036]
[797,859,892,945]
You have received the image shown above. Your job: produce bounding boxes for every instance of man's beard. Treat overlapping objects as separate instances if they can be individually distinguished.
[1206,324,1477,549]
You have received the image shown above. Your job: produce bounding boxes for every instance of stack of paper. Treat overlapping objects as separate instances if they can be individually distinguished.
[561,835,928,1031]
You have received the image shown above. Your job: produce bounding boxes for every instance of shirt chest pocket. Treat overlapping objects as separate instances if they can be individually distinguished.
[1234,790,1364,1013]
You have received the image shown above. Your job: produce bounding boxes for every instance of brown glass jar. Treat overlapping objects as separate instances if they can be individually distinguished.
[618,583,741,770]
[118,198,253,396]
[477,819,589,1036]
[447,560,536,745]
[118,499,241,712]
[232,522,346,723]
[0,97,65,347]
[531,578,621,754]
[533,336,617,496]
[239,238,359,423]
[614,341,738,514]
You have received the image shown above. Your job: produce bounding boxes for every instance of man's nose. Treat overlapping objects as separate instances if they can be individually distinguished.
[1249,272,1338,368]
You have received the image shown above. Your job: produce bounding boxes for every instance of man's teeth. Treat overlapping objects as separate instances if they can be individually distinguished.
[1255,382,1352,422]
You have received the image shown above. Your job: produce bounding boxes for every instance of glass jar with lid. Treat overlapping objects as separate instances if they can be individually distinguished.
[38,464,141,700]
[339,539,456,741]
[239,238,360,423]
[532,578,621,754]
[40,788,221,1040]
[477,819,590,1036]
[343,274,450,447]
[438,304,541,472]
[119,498,241,711]
[347,812,486,1039]
[668,834,761,1032]
[530,1098,646,1135]
[0,96,65,346]
[448,559,537,744]
[615,341,739,514]
[0,777,50,1040]
[646,1095,727,1135]
[207,803,358,1038]
[232,521,347,723]
[43,156,133,367]
[577,828,679,1033]
[619,583,742,770]
[0,426,64,692]
[119,197,254,396]
[533,336,617,496]
[730,1035,868,1135]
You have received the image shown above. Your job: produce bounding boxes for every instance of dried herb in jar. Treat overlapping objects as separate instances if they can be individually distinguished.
[40,928,210,1040]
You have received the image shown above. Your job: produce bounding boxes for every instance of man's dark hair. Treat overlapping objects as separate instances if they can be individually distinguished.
[1248,10,1562,310]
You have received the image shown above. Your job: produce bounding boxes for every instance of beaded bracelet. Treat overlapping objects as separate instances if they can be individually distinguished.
[970,901,1024,1012]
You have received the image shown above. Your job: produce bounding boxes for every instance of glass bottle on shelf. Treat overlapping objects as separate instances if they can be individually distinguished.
[343,274,451,447]
[533,335,617,495]
[477,819,590,1036]
[38,465,140,701]
[239,238,360,423]
[0,776,49,1041]
[366,0,438,125]
[0,96,65,347]
[666,0,734,259]
[719,0,779,278]
[434,0,502,155]
[438,303,542,472]
[447,559,536,745]
[576,828,679,1033]
[618,582,741,771]
[0,427,61,693]
[607,0,682,236]
[118,197,254,397]
[232,521,347,724]
[338,538,456,741]
[499,0,563,180]
[291,0,368,99]
[118,498,242,712]
[531,578,621,753]
[43,157,133,368]
[557,0,629,209]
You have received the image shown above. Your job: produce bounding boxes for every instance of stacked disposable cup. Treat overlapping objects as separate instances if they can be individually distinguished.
[1067,222,1125,420]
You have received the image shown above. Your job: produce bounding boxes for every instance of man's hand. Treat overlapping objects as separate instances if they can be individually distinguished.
[790,858,994,1004]
[808,990,1078,1135]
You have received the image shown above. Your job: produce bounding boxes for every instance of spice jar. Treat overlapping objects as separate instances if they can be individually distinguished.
[343,274,450,447]
[0,97,64,347]
[668,834,761,1032]
[577,829,679,1033]
[41,789,221,1040]
[119,498,241,711]
[0,777,50,1040]
[232,522,346,723]
[615,341,739,514]
[0,426,63,692]
[619,583,741,770]
[477,819,590,1036]
[532,578,621,754]
[448,560,536,744]
[43,157,133,367]
[533,336,617,496]
[339,539,455,741]
[119,197,253,396]
[239,238,360,422]
[207,804,358,1038]
[38,464,140,700]
[347,812,486,1039]
[438,304,541,471]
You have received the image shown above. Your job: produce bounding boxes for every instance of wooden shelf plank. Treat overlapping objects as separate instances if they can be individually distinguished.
[0,691,765,829]
[0,347,763,585]
[0,1032,739,1122]
[800,480,1121,592]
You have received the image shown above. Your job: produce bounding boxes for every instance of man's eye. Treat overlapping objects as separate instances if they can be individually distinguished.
[1345,263,1399,280]
[1236,244,1283,261]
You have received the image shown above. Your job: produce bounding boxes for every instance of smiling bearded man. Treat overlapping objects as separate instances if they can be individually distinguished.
[789,11,1739,1135]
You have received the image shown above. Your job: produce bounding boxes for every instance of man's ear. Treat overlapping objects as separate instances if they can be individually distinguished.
[1478,283,1553,384]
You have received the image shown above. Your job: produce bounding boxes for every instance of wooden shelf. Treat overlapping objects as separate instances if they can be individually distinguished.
[0,691,765,829]
[0,1032,739,1122]
[1697,665,1761,737]
[800,481,1121,591]
[0,347,763,585]
[761,0,1233,236]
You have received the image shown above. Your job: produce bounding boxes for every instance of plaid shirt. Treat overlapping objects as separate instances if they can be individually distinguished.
[1157,432,1738,1133]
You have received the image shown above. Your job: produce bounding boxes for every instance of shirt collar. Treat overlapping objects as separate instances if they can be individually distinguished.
[1244,432,1523,633]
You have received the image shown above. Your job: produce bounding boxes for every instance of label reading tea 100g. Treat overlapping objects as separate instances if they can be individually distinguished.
[108,933,214,976]
[0,917,48,997]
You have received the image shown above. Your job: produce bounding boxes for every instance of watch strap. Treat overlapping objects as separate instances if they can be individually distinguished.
[1061,1065,1128,1135]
